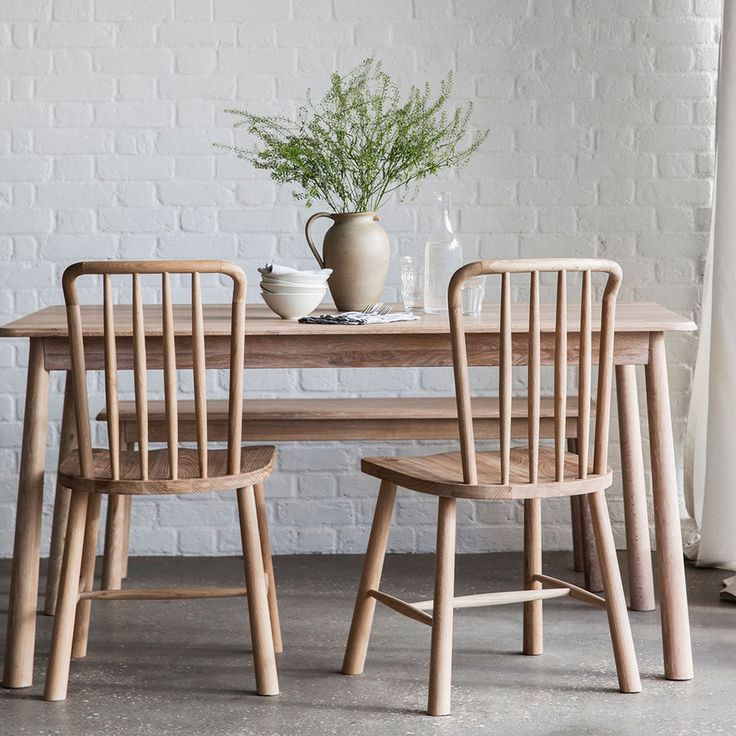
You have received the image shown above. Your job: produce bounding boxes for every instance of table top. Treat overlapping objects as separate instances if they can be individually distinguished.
[0,302,696,338]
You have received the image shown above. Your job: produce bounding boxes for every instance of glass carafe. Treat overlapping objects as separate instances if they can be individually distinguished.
[423,192,463,313]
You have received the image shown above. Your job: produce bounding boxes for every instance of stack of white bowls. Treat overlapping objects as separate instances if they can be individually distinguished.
[260,269,331,320]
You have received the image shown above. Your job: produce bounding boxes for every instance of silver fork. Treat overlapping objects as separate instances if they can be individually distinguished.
[361,303,392,316]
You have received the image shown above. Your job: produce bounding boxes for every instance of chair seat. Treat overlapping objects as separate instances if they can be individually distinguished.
[59,445,276,495]
[361,445,612,500]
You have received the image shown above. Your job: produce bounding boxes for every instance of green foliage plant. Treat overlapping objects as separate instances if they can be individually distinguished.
[218,58,488,213]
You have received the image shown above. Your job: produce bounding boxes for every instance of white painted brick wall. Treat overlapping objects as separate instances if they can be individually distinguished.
[0,0,718,557]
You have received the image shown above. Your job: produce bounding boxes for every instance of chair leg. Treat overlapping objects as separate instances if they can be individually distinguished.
[44,371,77,616]
[342,481,397,675]
[102,494,127,591]
[237,485,279,696]
[587,490,642,694]
[428,496,457,717]
[523,497,543,655]
[44,491,89,702]
[254,482,283,654]
[71,493,102,659]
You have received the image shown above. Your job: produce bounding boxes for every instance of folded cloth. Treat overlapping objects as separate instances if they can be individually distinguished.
[258,262,332,277]
[299,311,419,325]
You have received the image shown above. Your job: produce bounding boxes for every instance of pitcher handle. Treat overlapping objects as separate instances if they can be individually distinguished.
[304,212,332,269]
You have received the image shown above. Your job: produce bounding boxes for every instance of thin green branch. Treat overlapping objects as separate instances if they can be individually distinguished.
[216,58,489,213]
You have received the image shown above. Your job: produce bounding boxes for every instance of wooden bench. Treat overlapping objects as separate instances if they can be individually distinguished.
[92,396,598,591]
[109,396,588,443]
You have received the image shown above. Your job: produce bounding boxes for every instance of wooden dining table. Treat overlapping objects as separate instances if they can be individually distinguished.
[0,301,695,688]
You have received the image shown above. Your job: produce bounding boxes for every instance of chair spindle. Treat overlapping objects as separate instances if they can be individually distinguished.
[578,270,592,479]
[554,270,567,481]
[191,272,208,478]
[103,274,120,480]
[132,273,148,480]
[499,271,512,485]
[162,273,178,480]
[527,271,540,483]
[227,281,246,476]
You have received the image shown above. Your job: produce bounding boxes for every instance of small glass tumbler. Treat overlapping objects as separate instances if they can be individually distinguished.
[461,276,486,317]
[400,256,423,313]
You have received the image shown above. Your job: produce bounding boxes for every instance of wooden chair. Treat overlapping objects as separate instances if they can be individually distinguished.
[44,260,280,702]
[341,259,641,716]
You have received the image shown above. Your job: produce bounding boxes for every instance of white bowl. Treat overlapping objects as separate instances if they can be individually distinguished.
[260,280,327,293]
[261,272,330,286]
[261,290,326,320]
[261,286,327,297]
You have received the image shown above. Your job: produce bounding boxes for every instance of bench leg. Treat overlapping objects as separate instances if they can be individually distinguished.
[102,495,127,590]
[570,496,585,573]
[567,438,602,590]
[122,495,132,579]
[102,438,131,588]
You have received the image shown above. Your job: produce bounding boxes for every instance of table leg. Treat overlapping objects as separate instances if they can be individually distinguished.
[616,364,655,612]
[3,338,50,688]
[44,371,76,616]
[644,332,693,680]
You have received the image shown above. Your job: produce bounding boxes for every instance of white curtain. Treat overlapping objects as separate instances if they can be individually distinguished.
[684,1,736,600]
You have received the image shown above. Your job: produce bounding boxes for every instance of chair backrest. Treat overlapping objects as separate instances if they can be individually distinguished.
[448,258,622,486]
[62,260,247,481]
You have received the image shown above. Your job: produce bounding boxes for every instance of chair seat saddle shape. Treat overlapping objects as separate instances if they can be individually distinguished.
[59,445,276,495]
[362,446,612,500]
[43,261,281,703]
[342,258,642,717]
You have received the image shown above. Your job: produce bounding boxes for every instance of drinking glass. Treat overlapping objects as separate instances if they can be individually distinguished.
[400,256,423,313]
[461,276,486,317]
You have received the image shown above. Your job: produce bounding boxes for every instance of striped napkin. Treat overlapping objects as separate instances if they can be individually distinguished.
[299,311,419,325]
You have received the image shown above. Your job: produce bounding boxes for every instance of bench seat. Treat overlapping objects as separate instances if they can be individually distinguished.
[98,396,593,444]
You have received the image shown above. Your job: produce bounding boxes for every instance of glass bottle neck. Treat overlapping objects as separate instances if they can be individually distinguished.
[434,193,453,233]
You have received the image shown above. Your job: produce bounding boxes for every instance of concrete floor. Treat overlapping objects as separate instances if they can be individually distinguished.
[0,552,733,736]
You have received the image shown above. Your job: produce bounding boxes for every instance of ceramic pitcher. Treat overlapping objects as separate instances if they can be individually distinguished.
[305,211,390,311]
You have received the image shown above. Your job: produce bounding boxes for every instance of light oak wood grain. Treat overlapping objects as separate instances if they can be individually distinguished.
[532,574,606,609]
[367,590,433,626]
[362,446,612,500]
[43,372,76,617]
[79,586,250,601]
[2,339,49,689]
[428,496,456,717]
[616,365,655,612]
[342,481,397,676]
[1,284,694,692]
[43,260,280,702]
[645,332,693,681]
[41,330,654,371]
[415,587,569,610]
[58,446,276,495]
[105,396,590,444]
[346,260,641,716]
[0,301,696,338]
